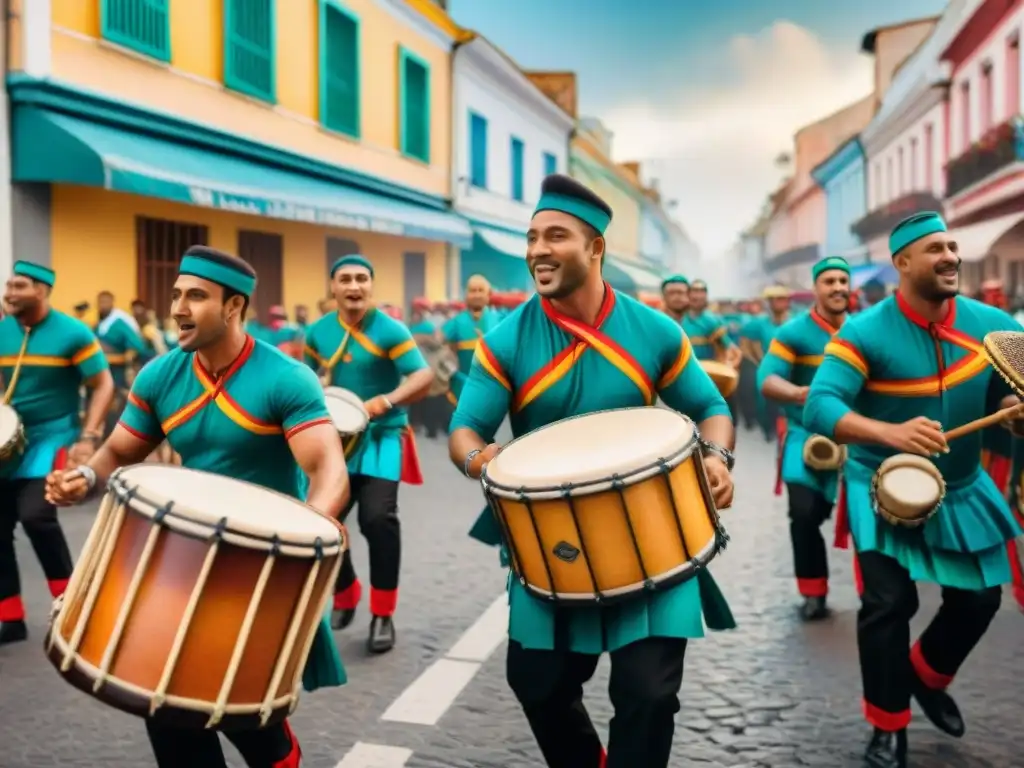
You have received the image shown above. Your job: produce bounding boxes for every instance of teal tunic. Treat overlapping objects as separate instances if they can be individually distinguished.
[804,294,1023,590]
[742,314,789,431]
[304,309,428,482]
[682,311,735,361]
[0,310,109,479]
[119,334,346,689]
[95,313,147,389]
[408,320,435,336]
[442,308,502,401]
[451,287,736,654]
[756,309,841,502]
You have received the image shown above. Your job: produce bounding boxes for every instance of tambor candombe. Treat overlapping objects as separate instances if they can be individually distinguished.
[802,435,846,471]
[481,407,728,604]
[0,403,25,464]
[700,360,739,399]
[323,387,369,459]
[871,453,946,528]
[46,464,345,729]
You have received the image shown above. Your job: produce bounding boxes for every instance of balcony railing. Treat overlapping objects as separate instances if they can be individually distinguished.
[850,191,944,242]
[945,116,1024,198]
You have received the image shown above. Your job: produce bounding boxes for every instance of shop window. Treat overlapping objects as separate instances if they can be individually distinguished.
[238,230,283,322]
[399,47,431,163]
[543,151,557,177]
[510,137,524,202]
[136,217,209,322]
[101,0,171,62]
[319,0,360,138]
[326,237,360,293]
[224,0,276,103]
[469,112,488,188]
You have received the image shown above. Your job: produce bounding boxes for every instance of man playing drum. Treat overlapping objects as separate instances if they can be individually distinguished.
[449,174,737,768]
[757,256,851,620]
[442,273,502,403]
[46,246,350,768]
[681,279,742,369]
[0,261,115,645]
[304,254,433,653]
[804,212,1023,768]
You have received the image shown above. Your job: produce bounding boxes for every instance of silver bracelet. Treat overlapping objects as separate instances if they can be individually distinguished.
[699,439,735,472]
[463,449,481,478]
[75,465,98,492]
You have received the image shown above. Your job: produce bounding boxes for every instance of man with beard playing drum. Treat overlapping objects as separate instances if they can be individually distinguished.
[757,256,851,621]
[46,246,349,768]
[804,213,1023,768]
[449,174,736,768]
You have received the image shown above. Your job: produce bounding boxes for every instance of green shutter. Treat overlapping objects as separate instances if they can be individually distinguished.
[101,0,171,62]
[319,1,361,138]
[224,0,276,103]
[398,48,431,164]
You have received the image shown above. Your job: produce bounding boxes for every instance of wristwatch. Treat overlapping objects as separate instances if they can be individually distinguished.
[699,438,735,472]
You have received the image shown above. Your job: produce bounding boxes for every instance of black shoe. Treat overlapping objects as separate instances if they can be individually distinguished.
[911,675,965,737]
[799,596,831,621]
[864,728,907,768]
[331,608,356,631]
[0,620,27,645]
[367,616,396,654]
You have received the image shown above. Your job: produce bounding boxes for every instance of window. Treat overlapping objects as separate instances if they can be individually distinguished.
[960,81,971,151]
[981,62,994,131]
[224,0,276,103]
[909,138,918,189]
[398,47,431,163]
[873,162,881,207]
[897,147,904,194]
[1008,35,1021,116]
[924,124,934,189]
[319,1,360,137]
[469,112,487,188]
[543,151,557,177]
[510,137,524,202]
[101,0,171,61]
[237,230,283,322]
[886,157,893,201]
[136,217,209,322]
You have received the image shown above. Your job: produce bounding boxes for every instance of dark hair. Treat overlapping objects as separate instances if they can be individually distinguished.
[182,246,255,320]
[98,290,114,299]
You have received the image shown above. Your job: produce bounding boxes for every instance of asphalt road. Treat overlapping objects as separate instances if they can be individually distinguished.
[0,426,1020,767]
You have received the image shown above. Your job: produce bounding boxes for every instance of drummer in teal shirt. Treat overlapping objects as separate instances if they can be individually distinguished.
[757,256,850,621]
[449,174,736,768]
[47,245,348,768]
[304,254,434,653]
[683,280,741,365]
[95,292,147,390]
[742,287,792,441]
[804,212,1022,764]
[442,274,502,402]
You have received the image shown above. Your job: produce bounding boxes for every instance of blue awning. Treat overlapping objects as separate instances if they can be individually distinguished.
[12,106,472,247]
[849,262,897,289]
[605,256,663,294]
[461,224,532,292]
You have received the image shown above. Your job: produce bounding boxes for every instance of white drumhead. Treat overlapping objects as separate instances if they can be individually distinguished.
[324,387,368,434]
[880,467,941,506]
[0,404,18,442]
[485,407,696,497]
[112,464,340,545]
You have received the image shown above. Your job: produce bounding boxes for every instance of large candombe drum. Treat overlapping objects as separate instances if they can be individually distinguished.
[700,361,739,399]
[481,407,727,604]
[46,464,345,729]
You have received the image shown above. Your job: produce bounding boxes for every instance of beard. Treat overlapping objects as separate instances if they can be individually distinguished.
[533,261,588,299]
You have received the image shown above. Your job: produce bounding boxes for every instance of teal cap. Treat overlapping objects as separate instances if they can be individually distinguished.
[812,256,850,281]
[179,247,257,297]
[661,274,689,291]
[13,260,55,286]
[889,212,947,257]
[533,174,613,235]
[330,254,374,278]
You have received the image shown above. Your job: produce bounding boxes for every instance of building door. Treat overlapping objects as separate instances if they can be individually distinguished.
[403,252,426,318]
[136,216,209,322]
[238,230,283,323]
[326,237,361,295]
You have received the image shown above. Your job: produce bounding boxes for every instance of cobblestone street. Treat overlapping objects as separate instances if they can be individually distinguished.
[0,428,1020,767]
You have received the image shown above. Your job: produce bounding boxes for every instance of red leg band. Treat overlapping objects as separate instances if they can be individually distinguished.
[598,747,606,767]
[333,580,362,611]
[370,587,398,617]
[0,596,25,622]
[852,553,864,597]
[48,578,70,598]
[272,719,302,768]
[910,640,953,690]
[863,700,911,731]
[797,577,828,598]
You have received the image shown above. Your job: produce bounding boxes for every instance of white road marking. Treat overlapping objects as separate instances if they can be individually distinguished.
[335,742,413,767]
[380,658,482,725]
[445,594,509,662]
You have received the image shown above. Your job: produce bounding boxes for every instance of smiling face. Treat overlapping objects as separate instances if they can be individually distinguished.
[895,232,960,301]
[526,210,602,299]
[331,265,373,314]
[2,275,46,318]
[814,269,850,315]
[171,275,245,351]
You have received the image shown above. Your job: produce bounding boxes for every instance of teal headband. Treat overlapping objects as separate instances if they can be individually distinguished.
[179,255,256,297]
[13,260,55,286]
[661,275,689,291]
[331,254,374,278]
[889,212,947,257]
[812,256,850,281]
[534,192,612,235]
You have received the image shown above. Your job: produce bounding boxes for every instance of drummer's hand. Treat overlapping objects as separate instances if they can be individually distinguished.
[998,395,1024,436]
[704,456,733,509]
[468,443,501,479]
[886,416,948,456]
[44,469,90,507]
[363,396,392,419]
[67,439,96,469]
[794,386,810,404]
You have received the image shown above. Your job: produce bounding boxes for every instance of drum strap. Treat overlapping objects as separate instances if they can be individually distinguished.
[320,329,353,383]
[2,329,31,405]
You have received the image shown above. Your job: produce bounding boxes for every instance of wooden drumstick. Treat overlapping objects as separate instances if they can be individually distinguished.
[944,402,1024,442]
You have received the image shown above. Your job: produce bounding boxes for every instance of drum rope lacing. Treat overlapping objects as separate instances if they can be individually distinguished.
[2,328,31,405]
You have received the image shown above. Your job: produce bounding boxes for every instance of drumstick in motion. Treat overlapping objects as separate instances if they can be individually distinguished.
[943,402,1024,442]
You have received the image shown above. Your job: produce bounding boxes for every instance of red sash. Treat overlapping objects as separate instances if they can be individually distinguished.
[400,426,423,485]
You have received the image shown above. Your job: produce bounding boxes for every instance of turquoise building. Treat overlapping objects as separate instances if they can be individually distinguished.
[811,136,868,265]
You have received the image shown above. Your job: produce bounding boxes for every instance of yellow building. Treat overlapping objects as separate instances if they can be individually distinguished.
[7,0,470,321]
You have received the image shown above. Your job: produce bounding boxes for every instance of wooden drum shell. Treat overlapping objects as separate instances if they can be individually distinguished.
[871,453,946,529]
[802,435,846,471]
[700,361,739,399]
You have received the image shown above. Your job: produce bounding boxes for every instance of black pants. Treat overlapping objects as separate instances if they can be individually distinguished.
[145,719,299,767]
[0,478,74,622]
[736,359,759,429]
[787,483,832,597]
[334,474,401,617]
[857,550,1002,731]
[507,636,686,768]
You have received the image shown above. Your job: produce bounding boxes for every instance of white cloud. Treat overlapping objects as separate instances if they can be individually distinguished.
[600,21,873,257]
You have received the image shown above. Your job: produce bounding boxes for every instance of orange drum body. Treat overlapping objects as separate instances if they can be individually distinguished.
[46,465,344,729]
[700,361,739,398]
[481,407,727,604]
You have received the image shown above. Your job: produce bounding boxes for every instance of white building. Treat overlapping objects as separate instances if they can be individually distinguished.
[451,34,574,293]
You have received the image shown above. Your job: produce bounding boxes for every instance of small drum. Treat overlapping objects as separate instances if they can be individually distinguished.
[0,404,25,463]
[871,453,946,528]
[802,435,846,471]
[323,387,369,459]
[481,407,727,604]
[700,361,739,399]
[46,464,345,729]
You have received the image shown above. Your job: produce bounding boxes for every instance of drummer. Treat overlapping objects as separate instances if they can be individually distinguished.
[46,245,349,768]
[757,256,850,621]
[449,173,736,768]
[683,279,742,368]
[0,261,114,646]
[442,274,502,403]
[303,254,434,653]
[804,212,1023,768]
[741,287,792,442]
